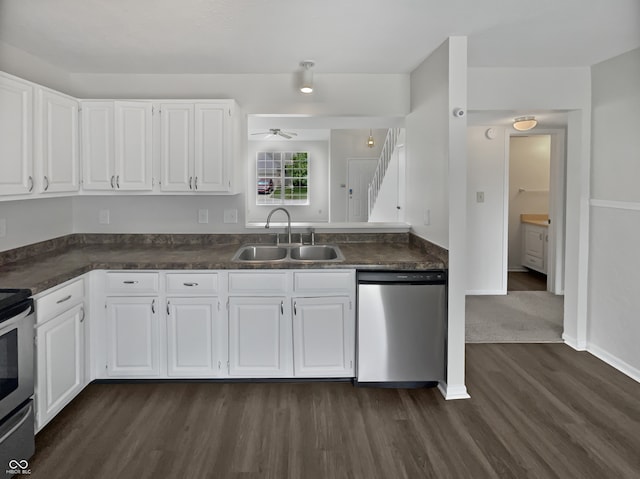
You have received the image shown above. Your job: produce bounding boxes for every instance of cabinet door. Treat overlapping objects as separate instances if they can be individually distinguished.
[81,101,115,190]
[114,101,153,190]
[106,297,159,376]
[166,297,220,377]
[36,303,85,429]
[524,225,545,258]
[0,74,33,195]
[37,89,79,193]
[292,297,354,377]
[193,103,230,192]
[228,297,291,377]
[160,103,194,191]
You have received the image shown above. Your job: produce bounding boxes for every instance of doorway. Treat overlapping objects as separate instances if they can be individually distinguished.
[346,158,377,222]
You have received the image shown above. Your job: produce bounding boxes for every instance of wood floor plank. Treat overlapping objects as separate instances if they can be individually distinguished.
[22,344,640,479]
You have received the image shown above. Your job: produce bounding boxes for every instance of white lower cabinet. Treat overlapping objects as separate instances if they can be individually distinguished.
[36,303,85,430]
[228,297,292,377]
[292,297,354,377]
[106,296,159,377]
[166,297,221,377]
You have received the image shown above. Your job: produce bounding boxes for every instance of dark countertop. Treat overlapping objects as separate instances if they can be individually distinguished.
[0,238,446,295]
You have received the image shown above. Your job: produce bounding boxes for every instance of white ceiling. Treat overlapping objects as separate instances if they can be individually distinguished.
[1,0,638,74]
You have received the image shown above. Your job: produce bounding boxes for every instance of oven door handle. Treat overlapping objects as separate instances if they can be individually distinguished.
[0,305,34,334]
[0,402,33,447]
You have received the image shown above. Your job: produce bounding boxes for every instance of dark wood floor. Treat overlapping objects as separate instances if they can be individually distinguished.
[24,344,640,479]
[508,270,547,291]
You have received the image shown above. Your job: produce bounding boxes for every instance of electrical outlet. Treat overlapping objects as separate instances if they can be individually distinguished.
[99,209,110,225]
[198,209,209,224]
[0,219,6,238]
[476,191,485,203]
[223,209,238,224]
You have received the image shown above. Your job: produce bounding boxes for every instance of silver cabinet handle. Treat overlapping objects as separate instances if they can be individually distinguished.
[293,301,297,315]
[280,301,284,315]
[194,176,198,190]
[167,301,170,315]
[44,175,50,191]
[183,282,198,287]
[28,176,34,192]
[116,175,120,188]
[123,280,138,284]
[110,175,115,188]
[56,295,72,304]
[189,176,193,190]
[80,307,85,322]
[151,299,155,314]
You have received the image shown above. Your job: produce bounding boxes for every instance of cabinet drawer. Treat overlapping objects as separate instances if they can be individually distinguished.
[293,271,354,293]
[523,254,544,270]
[166,273,218,295]
[228,272,288,294]
[35,278,84,325]
[106,272,159,294]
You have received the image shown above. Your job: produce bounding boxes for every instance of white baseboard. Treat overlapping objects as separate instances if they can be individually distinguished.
[438,381,471,400]
[588,343,640,384]
[466,289,506,296]
[562,333,587,351]
[508,267,528,272]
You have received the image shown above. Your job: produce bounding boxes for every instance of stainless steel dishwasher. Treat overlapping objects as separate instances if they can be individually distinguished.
[356,270,446,387]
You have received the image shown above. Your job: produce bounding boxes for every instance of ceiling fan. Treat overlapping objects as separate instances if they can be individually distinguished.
[250,128,298,139]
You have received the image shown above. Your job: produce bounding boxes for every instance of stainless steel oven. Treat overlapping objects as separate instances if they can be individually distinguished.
[0,289,35,474]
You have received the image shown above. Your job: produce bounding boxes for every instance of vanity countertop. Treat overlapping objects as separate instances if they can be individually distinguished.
[0,234,447,295]
[521,214,549,227]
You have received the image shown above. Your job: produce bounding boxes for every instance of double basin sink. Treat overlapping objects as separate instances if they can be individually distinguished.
[233,244,344,263]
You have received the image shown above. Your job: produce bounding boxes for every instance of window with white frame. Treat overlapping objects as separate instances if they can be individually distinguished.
[256,151,309,205]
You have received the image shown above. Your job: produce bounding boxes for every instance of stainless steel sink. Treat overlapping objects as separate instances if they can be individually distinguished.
[232,244,343,263]
[289,245,344,261]
[233,245,288,262]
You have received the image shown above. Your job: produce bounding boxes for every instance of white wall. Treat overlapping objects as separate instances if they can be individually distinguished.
[508,136,550,269]
[246,140,329,224]
[329,129,386,222]
[588,47,640,381]
[0,197,73,251]
[466,126,508,294]
[468,65,591,350]
[407,37,469,399]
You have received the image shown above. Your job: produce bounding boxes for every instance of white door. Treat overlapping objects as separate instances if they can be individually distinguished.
[160,103,194,191]
[292,297,354,377]
[114,101,153,190]
[38,89,79,193]
[228,297,291,377]
[194,103,229,191]
[166,297,220,377]
[347,158,377,222]
[106,296,159,377]
[0,74,33,195]
[81,101,115,190]
[36,303,85,429]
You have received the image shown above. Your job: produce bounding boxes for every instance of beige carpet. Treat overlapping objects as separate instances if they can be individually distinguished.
[466,291,564,343]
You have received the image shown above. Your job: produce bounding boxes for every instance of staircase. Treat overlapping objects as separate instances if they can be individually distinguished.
[368,128,401,217]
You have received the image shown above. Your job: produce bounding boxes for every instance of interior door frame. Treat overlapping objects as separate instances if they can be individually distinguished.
[346,158,377,222]
[504,129,566,294]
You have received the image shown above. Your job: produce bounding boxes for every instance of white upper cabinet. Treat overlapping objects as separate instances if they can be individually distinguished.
[81,102,115,190]
[0,73,34,195]
[160,103,194,191]
[160,101,234,192]
[81,100,153,191]
[36,88,79,193]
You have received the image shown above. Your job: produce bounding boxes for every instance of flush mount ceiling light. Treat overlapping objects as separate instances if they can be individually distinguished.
[367,129,375,148]
[513,116,538,131]
[300,61,314,94]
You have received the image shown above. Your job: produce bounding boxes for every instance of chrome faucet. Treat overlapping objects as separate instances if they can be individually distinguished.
[265,207,292,245]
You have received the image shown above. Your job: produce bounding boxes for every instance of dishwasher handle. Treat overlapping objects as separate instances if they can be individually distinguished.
[357,270,446,284]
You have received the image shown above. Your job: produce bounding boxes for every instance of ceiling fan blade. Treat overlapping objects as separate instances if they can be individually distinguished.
[277,132,292,139]
[250,131,270,135]
[285,131,298,136]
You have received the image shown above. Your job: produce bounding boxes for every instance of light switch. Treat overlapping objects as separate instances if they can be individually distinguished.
[476,191,485,203]
[198,209,209,224]
[224,209,238,224]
